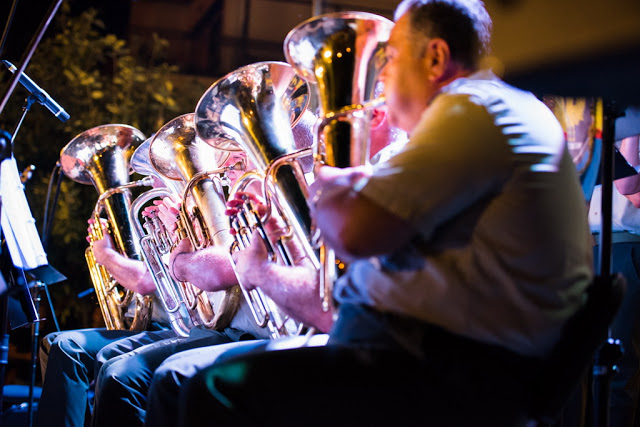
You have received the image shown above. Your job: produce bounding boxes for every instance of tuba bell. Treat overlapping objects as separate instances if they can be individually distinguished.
[284,12,393,310]
[195,61,318,338]
[147,113,243,332]
[59,124,153,331]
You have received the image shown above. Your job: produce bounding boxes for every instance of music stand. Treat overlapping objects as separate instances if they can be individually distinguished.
[0,154,65,425]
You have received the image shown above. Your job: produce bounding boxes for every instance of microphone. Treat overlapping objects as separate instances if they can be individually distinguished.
[2,60,70,122]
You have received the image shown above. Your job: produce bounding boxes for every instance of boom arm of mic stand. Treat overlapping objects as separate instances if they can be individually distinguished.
[0,0,64,120]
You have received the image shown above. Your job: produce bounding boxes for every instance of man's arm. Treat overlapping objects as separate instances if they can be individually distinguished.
[89,220,156,295]
[232,230,334,333]
[309,165,415,261]
[151,194,238,292]
[169,238,238,292]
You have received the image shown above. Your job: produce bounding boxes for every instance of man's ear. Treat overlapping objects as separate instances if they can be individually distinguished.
[425,38,451,82]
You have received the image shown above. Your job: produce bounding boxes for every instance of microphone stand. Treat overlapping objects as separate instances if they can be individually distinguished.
[0,3,66,422]
[0,96,42,426]
[9,94,37,150]
[27,280,41,427]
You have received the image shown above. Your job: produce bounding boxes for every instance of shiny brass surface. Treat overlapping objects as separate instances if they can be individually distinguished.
[148,113,242,330]
[195,61,317,337]
[284,12,393,310]
[60,124,152,331]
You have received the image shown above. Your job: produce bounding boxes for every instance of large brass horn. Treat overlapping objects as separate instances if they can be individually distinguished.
[194,61,317,338]
[284,12,393,310]
[60,124,153,331]
[149,113,242,331]
[129,136,203,337]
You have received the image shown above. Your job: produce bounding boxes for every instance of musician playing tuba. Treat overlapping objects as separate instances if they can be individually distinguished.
[59,124,165,331]
[193,60,319,338]
[129,115,242,337]
[225,99,407,336]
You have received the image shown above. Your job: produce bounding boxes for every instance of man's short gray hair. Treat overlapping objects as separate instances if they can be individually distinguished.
[393,0,492,69]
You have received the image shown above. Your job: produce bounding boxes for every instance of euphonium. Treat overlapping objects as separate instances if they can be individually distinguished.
[60,124,153,331]
[284,12,393,310]
[148,113,243,331]
[128,136,197,337]
[194,61,317,338]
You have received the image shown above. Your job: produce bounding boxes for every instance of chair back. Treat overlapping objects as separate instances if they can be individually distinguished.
[528,273,626,424]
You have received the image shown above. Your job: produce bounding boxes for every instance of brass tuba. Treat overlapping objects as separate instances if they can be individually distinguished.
[60,124,153,331]
[195,61,317,338]
[147,113,242,332]
[284,12,393,310]
[129,136,198,337]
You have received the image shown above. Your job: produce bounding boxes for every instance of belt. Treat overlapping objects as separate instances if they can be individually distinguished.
[592,231,640,245]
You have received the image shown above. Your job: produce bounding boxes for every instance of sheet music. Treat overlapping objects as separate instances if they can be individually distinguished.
[0,156,49,269]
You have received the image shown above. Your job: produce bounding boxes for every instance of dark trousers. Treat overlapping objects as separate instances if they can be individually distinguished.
[178,304,543,427]
[35,328,174,427]
[91,326,256,427]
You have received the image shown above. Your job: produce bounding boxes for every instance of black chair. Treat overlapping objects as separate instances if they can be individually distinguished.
[528,273,627,426]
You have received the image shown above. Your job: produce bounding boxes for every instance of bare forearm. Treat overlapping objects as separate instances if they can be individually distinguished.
[255,261,334,332]
[171,241,238,292]
[96,248,156,295]
[231,224,334,331]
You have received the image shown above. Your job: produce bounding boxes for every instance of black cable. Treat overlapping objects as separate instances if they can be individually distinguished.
[40,162,62,332]
[41,162,61,249]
